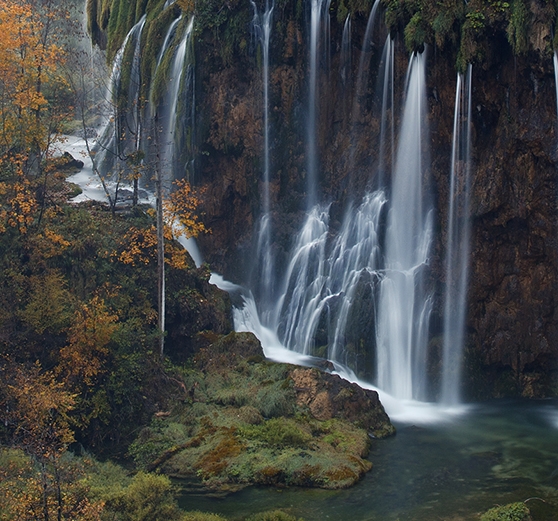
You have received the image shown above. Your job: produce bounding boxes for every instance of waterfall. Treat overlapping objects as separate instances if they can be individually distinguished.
[353,0,382,100]
[325,192,385,364]
[377,35,394,188]
[253,192,385,370]
[440,66,473,405]
[127,16,147,158]
[156,14,183,69]
[251,0,275,302]
[158,17,195,182]
[340,14,351,89]
[346,0,382,180]
[94,16,146,176]
[375,51,433,401]
[274,206,330,353]
[306,0,329,207]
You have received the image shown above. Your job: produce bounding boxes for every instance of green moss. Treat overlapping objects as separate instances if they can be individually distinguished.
[480,502,531,521]
[182,512,228,521]
[240,418,312,449]
[131,350,378,490]
[404,12,427,52]
[506,0,529,54]
[193,0,251,65]
[246,510,304,521]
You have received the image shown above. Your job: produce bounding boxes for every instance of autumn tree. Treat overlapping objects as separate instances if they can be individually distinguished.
[56,295,119,430]
[0,362,104,520]
[114,178,207,357]
[0,0,72,234]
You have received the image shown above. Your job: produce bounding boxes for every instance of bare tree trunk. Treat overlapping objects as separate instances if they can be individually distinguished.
[41,461,50,521]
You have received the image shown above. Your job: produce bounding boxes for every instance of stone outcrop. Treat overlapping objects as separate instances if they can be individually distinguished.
[132,332,395,490]
[291,367,395,438]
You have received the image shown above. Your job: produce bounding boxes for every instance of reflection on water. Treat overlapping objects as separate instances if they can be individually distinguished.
[179,400,558,520]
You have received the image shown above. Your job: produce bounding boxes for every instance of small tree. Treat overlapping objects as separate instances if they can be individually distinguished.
[0,361,79,520]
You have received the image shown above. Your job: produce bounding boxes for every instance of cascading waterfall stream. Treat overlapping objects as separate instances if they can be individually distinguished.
[94,16,146,176]
[306,0,328,207]
[340,14,351,88]
[251,0,275,302]
[345,0,382,178]
[159,17,195,182]
[273,206,330,353]
[376,51,433,401]
[441,66,473,405]
[156,14,183,69]
[377,35,394,188]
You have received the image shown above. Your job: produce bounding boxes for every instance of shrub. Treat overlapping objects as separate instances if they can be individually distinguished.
[103,471,183,520]
[240,418,311,449]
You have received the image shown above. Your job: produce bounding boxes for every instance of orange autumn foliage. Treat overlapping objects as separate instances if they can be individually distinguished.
[58,296,119,388]
[2,362,76,461]
[163,178,208,240]
[0,0,66,154]
[115,180,208,269]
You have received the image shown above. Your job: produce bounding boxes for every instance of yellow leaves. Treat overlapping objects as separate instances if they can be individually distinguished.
[163,179,208,240]
[2,361,76,460]
[0,171,38,234]
[18,271,73,335]
[113,181,207,270]
[0,0,68,159]
[58,296,119,388]
[0,448,105,521]
[115,225,158,266]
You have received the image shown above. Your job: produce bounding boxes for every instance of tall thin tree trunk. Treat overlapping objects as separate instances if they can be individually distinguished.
[154,116,165,358]
[41,461,50,521]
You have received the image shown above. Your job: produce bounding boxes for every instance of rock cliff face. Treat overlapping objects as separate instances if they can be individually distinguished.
[90,0,558,398]
[194,10,558,398]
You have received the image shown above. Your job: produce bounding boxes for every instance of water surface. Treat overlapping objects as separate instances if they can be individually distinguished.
[179,399,558,520]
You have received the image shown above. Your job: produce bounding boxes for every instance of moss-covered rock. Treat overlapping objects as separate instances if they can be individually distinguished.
[130,332,394,491]
[480,502,532,521]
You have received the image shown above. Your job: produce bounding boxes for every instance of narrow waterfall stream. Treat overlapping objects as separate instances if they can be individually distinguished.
[306,0,328,207]
[441,66,473,405]
[251,0,275,302]
[376,51,432,401]
[158,17,195,181]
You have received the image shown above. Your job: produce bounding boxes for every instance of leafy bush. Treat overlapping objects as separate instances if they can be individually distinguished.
[103,471,183,521]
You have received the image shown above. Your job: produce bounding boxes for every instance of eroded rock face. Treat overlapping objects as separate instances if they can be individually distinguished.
[462,52,558,398]
[95,0,558,398]
[290,367,396,438]
[195,21,558,397]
